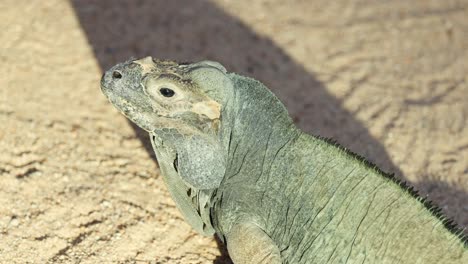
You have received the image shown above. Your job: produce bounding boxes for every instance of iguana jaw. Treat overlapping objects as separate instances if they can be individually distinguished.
[101,92,159,132]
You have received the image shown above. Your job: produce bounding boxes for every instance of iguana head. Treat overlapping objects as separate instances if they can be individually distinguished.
[101,57,234,190]
[101,56,232,134]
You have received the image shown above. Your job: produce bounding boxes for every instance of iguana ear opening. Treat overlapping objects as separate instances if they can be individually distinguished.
[176,134,226,189]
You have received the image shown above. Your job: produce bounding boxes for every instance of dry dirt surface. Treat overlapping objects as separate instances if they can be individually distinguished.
[1,0,467,263]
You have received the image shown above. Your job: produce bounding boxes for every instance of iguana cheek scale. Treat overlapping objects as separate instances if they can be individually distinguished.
[101,57,467,264]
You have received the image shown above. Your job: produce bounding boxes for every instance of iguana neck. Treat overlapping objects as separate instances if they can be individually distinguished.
[218,73,301,186]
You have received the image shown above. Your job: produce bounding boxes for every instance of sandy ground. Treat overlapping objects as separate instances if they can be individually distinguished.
[1,0,467,263]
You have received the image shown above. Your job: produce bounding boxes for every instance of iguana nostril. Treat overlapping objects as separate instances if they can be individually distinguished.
[112,71,122,79]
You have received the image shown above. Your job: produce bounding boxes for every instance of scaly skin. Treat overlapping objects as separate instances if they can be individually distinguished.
[101,57,467,263]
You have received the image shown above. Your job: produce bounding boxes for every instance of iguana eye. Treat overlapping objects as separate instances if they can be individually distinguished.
[160,87,175,97]
[112,71,122,79]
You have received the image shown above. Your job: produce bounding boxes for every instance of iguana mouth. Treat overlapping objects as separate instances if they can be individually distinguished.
[107,96,137,118]
[106,95,194,134]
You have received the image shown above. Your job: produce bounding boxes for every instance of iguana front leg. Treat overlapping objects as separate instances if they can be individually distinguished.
[226,221,282,264]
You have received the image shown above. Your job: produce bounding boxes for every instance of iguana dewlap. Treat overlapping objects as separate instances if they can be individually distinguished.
[101,57,467,264]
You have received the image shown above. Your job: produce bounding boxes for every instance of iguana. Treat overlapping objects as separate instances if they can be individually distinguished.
[101,57,467,263]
